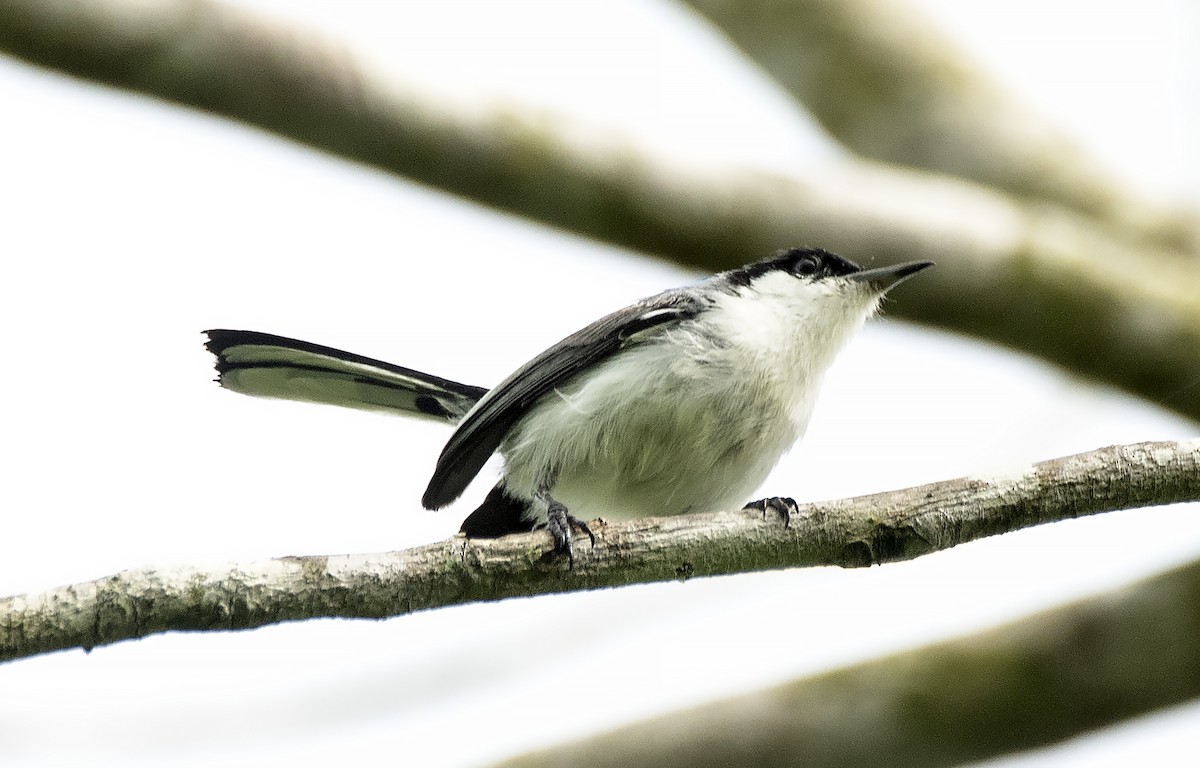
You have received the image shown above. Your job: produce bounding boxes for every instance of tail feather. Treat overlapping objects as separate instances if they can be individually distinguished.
[204,329,487,423]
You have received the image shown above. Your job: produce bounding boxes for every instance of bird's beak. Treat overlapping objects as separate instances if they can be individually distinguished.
[847,261,934,293]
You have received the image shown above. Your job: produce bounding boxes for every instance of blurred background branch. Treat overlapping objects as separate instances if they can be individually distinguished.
[499,554,1200,768]
[1,0,1197,423]
[681,0,1198,251]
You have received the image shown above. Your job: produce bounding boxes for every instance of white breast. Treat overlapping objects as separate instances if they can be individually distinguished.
[500,271,882,520]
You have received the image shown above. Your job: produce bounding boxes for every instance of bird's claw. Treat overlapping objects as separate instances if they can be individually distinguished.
[547,502,596,569]
[743,496,798,528]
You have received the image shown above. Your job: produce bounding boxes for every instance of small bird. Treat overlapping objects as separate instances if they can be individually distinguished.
[205,248,930,564]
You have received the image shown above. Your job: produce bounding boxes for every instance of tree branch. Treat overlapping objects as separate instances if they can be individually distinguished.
[1,0,1198,422]
[3,440,1197,664]
[497,548,1200,768]
[681,0,1198,251]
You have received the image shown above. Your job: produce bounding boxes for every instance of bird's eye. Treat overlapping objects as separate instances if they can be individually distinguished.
[794,255,821,276]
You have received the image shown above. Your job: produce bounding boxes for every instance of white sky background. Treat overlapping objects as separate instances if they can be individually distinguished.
[0,1,1197,766]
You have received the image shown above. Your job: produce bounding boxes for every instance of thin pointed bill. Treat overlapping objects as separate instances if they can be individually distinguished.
[848,261,934,293]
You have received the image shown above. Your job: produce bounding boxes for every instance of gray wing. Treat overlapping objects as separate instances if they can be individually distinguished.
[421,289,706,509]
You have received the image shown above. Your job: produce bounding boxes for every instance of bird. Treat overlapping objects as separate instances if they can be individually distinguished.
[205,247,931,564]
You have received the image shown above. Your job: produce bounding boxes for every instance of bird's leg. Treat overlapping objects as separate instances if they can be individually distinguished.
[534,482,595,568]
[743,496,798,528]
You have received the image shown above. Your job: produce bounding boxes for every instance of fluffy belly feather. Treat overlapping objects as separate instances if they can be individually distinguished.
[498,340,811,521]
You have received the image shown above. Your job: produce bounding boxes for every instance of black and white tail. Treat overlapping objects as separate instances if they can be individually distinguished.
[203,330,487,423]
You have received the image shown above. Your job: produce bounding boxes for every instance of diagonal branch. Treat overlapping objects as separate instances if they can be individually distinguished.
[3,440,1197,664]
[680,0,1197,251]
[498,547,1200,768]
[2,0,1198,422]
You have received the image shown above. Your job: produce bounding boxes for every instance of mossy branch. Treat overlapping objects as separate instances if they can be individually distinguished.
[3,440,1197,664]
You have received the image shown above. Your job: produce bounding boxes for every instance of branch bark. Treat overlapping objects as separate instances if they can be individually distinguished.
[1,0,1198,422]
[3,440,1198,664]
[497,550,1200,768]
[680,0,1198,251]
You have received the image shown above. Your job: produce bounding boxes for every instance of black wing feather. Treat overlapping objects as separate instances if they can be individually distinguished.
[421,290,704,509]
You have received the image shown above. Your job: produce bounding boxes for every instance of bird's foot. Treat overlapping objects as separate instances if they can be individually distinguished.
[545,501,596,569]
[743,496,798,528]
